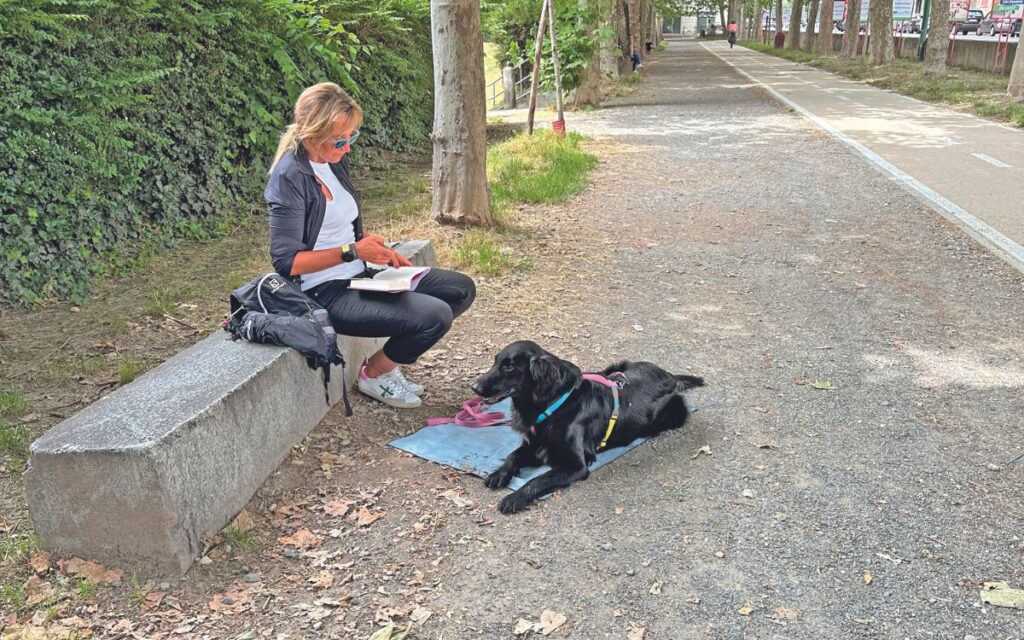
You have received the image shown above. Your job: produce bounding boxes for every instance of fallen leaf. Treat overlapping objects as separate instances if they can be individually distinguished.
[28,552,50,574]
[690,445,712,459]
[714,550,725,558]
[62,557,122,584]
[324,499,355,517]
[308,570,334,589]
[350,506,386,527]
[513,619,534,635]
[230,509,256,533]
[627,625,646,640]
[686,595,701,604]
[406,570,424,586]
[794,378,807,385]
[440,489,474,509]
[810,380,836,390]
[981,581,1024,609]
[208,582,252,613]
[409,606,432,624]
[23,575,54,607]
[614,507,625,515]
[538,610,567,635]
[774,606,800,620]
[649,581,662,595]
[369,624,394,640]
[141,591,165,612]
[278,528,322,549]
[876,552,903,566]
[738,603,754,615]
[612,609,623,617]
[863,571,873,585]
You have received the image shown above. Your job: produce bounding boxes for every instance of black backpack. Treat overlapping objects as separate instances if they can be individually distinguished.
[225,273,352,416]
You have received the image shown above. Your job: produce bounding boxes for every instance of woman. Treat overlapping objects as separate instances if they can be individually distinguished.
[265,82,476,409]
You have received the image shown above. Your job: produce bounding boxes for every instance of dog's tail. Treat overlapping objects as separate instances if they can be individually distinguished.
[674,374,705,390]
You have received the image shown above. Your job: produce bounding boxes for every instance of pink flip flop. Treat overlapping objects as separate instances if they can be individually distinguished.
[426,396,509,428]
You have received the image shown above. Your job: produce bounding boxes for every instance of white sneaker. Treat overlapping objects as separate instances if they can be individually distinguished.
[392,367,424,394]
[358,365,422,408]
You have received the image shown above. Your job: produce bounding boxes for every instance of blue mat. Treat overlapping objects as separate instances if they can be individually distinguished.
[389,399,648,491]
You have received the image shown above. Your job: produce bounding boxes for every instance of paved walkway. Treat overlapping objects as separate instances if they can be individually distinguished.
[703,40,1024,273]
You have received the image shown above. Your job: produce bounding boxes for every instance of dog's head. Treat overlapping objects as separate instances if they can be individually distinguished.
[472,341,581,407]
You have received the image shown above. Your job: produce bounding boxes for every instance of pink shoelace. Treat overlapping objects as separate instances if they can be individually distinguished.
[425,396,510,428]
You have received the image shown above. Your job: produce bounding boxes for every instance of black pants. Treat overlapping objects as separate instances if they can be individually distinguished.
[309,269,476,365]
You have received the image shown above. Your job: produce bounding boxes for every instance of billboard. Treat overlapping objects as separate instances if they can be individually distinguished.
[837,0,917,21]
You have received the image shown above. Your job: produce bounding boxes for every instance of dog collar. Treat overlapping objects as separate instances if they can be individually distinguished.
[534,383,581,424]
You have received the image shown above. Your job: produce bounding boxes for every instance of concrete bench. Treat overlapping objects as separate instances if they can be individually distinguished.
[24,241,436,576]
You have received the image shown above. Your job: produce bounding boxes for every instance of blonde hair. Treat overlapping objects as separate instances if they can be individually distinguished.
[269,82,363,173]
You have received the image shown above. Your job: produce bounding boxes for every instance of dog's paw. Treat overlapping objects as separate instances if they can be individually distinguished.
[499,492,531,514]
[485,468,514,489]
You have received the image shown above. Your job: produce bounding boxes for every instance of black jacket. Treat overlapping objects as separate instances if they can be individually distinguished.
[265,145,365,282]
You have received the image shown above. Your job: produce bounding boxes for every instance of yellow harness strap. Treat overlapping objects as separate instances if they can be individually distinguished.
[598,385,620,450]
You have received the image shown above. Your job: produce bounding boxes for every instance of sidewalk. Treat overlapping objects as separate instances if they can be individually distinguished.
[703,40,1024,273]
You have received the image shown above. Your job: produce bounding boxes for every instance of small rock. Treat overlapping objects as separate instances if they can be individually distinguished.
[742,489,755,499]
[240,565,251,574]
[243,572,262,583]
[283,549,300,559]
[221,596,236,606]
[599,542,614,551]
[626,568,635,576]
[199,556,213,565]
[987,464,1000,471]
[159,582,171,591]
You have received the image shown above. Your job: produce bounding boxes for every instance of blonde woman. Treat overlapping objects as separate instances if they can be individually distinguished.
[265,82,476,408]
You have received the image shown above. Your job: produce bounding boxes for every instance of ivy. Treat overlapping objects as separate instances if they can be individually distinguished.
[0,0,433,306]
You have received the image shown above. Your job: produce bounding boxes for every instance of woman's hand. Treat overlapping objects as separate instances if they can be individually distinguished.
[356,236,413,267]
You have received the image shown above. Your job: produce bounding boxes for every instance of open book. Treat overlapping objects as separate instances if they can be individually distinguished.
[348,266,431,293]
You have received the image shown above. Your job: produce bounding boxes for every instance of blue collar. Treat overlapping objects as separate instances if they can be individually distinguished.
[535,384,579,424]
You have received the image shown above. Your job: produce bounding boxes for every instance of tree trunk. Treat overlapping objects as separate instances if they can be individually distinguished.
[804,0,819,51]
[754,0,764,40]
[628,0,642,57]
[816,0,834,55]
[867,0,893,65]
[599,0,619,79]
[1011,30,1024,96]
[840,0,861,58]
[924,0,950,75]
[775,0,783,44]
[719,2,727,33]
[430,0,492,226]
[575,0,602,106]
[788,0,804,49]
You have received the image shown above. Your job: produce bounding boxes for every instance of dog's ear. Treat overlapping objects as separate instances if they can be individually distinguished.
[529,354,581,405]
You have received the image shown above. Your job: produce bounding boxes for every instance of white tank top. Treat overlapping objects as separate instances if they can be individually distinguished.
[300,162,366,291]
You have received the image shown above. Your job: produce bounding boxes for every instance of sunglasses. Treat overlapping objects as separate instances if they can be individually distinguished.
[332,130,360,149]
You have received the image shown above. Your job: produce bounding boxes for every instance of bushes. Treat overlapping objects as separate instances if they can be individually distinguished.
[0,0,433,306]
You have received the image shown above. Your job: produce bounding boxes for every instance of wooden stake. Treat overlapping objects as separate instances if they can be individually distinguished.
[526,0,550,135]
[546,0,566,127]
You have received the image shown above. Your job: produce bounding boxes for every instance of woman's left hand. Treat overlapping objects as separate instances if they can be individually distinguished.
[390,251,413,268]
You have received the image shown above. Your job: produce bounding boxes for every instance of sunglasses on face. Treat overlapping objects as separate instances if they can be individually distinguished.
[332,130,360,149]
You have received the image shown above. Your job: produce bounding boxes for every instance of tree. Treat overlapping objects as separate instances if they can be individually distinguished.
[787,0,803,49]
[574,0,602,106]
[803,0,819,51]
[840,0,861,58]
[430,0,493,226]
[816,0,834,55]
[924,0,950,75]
[774,0,782,42]
[867,0,893,65]
[1010,37,1024,97]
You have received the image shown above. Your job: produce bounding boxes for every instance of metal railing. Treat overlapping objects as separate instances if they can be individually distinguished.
[486,75,505,110]
[485,61,535,111]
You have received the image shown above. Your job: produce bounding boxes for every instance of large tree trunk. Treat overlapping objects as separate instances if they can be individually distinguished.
[840,0,861,58]
[719,2,727,33]
[754,0,764,40]
[430,0,492,226]
[804,0,819,51]
[628,0,642,57]
[774,0,783,43]
[788,0,804,49]
[575,0,602,107]
[867,0,893,65]
[1010,35,1024,96]
[924,0,950,75]
[599,0,619,79]
[816,0,834,55]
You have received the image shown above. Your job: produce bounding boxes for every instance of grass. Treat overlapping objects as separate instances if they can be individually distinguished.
[76,577,98,601]
[1,532,40,569]
[222,525,256,550]
[0,389,28,418]
[144,287,179,317]
[117,358,141,385]
[1,388,31,467]
[487,130,598,215]
[1,582,27,611]
[739,40,1024,127]
[451,230,530,277]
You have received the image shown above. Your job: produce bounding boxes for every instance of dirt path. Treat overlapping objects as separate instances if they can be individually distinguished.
[6,38,1024,639]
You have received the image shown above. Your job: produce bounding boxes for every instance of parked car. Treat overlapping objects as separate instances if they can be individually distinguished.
[977,13,1022,37]
[953,9,984,35]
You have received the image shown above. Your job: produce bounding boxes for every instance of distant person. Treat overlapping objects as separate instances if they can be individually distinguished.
[728,20,738,48]
[632,51,643,72]
[645,40,654,53]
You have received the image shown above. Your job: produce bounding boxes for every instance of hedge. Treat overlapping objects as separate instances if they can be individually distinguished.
[0,0,433,306]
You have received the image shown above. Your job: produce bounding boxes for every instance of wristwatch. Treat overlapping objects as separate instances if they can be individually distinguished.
[340,243,357,263]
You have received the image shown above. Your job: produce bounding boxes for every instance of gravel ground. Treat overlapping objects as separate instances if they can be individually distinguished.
[7,37,1024,640]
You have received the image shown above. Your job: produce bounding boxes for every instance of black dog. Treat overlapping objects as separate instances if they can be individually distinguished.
[472,340,704,514]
